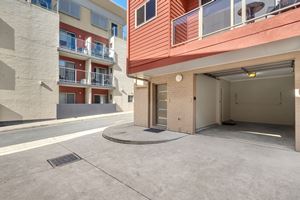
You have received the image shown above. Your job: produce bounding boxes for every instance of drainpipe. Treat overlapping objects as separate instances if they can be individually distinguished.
[127,74,151,128]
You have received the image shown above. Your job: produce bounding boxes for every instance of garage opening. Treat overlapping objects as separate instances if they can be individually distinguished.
[196,60,295,149]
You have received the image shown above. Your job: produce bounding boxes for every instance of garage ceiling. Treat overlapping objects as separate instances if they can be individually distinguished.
[205,60,294,82]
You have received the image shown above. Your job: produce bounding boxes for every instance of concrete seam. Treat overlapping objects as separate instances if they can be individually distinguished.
[57,142,152,200]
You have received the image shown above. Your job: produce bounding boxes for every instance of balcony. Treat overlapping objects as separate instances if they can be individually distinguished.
[91,72,113,87]
[59,66,113,88]
[58,31,115,65]
[172,0,300,46]
[30,0,58,12]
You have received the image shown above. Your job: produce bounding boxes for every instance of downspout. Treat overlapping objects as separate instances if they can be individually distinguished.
[126,0,151,128]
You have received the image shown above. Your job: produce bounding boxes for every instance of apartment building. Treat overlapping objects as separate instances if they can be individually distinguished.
[0,0,133,123]
[56,0,133,118]
[127,0,300,151]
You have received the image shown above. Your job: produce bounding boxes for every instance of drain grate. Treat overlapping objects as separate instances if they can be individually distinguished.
[144,128,165,133]
[47,153,81,168]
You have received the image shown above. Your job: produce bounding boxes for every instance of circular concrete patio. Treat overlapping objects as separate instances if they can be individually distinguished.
[102,123,187,144]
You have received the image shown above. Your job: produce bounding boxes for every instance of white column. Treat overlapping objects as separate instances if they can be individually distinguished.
[85,88,92,104]
[85,37,92,56]
[85,59,92,104]
[85,59,92,85]
[295,55,300,151]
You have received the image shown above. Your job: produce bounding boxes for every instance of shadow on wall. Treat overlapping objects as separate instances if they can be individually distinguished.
[0,60,15,90]
[113,77,122,96]
[0,18,15,50]
[0,104,22,121]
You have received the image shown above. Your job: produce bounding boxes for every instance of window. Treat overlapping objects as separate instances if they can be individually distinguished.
[135,0,156,27]
[59,93,75,104]
[59,60,76,82]
[92,42,104,57]
[94,95,107,104]
[111,23,118,37]
[59,30,76,50]
[128,95,134,103]
[59,0,80,19]
[91,11,108,30]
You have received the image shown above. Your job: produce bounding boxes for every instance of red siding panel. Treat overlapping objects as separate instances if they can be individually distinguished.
[128,5,300,74]
[128,0,171,68]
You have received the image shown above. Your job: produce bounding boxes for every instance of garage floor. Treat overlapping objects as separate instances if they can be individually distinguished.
[199,122,295,150]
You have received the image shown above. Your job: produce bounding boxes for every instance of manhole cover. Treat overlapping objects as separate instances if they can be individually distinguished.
[144,128,165,133]
[47,153,81,168]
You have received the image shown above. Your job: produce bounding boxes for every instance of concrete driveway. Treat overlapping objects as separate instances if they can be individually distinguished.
[1,125,300,200]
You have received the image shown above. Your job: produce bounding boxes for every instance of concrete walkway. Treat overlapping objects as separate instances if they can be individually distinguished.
[103,123,187,144]
[0,111,133,133]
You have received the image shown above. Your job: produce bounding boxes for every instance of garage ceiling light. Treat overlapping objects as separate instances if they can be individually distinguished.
[247,72,256,78]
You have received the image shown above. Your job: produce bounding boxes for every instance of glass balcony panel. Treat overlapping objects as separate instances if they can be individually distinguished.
[31,0,58,11]
[203,0,231,36]
[59,67,76,83]
[173,9,199,45]
[245,0,276,22]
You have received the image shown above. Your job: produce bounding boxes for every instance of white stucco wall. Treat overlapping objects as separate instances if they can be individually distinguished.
[230,76,295,125]
[196,75,218,129]
[0,0,59,121]
[110,36,134,112]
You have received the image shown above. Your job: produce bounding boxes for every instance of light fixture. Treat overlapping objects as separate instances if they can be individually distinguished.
[247,72,256,78]
[176,74,183,82]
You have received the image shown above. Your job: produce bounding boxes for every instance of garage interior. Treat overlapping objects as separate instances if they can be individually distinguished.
[196,60,295,149]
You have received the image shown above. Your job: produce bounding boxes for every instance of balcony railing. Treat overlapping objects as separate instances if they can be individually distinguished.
[59,31,115,63]
[172,0,300,46]
[59,66,87,84]
[91,72,113,87]
[59,66,113,87]
[30,0,58,12]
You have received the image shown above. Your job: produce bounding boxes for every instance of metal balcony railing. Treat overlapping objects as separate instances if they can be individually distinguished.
[91,72,113,87]
[30,0,58,12]
[59,66,87,84]
[91,43,115,62]
[59,66,113,87]
[59,31,115,62]
[172,0,300,46]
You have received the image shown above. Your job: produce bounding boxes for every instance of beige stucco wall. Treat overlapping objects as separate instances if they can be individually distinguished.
[134,85,149,127]
[0,0,59,121]
[59,6,124,39]
[230,76,295,125]
[111,37,134,112]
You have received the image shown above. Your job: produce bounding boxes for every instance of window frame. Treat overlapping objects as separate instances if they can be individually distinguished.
[90,10,109,30]
[111,23,118,37]
[135,0,157,29]
[59,92,76,104]
[128,95,134,103]
[59,0,81,20]
[93,94,108,104]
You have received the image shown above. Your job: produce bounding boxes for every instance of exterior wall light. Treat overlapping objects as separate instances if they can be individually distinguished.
[247,72,256,78]
[176,74,183,82]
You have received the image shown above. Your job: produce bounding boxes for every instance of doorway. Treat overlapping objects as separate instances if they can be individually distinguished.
[156,84,167,128]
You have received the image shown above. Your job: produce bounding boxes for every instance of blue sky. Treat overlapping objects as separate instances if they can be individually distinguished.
[112,0,127,9]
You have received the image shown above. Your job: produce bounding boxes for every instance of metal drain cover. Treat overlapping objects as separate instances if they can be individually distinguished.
[47,153,81,168]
